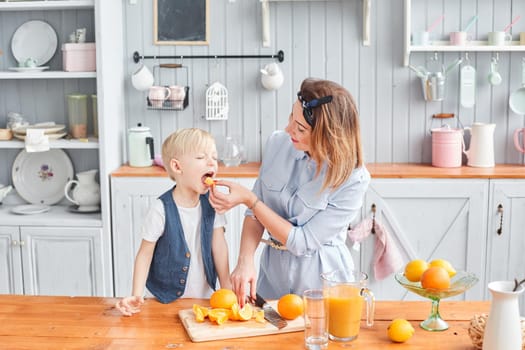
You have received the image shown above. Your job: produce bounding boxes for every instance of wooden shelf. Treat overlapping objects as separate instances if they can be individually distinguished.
[0,205,101,227]
[0,0,94,11]
[0,137,99,149]
[0,71,96,79]
[403,0,525,66]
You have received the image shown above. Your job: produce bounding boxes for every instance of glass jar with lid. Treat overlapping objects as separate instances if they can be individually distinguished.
[67,94,88,138]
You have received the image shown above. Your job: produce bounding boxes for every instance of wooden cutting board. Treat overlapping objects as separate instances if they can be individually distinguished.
[179,300,304,342]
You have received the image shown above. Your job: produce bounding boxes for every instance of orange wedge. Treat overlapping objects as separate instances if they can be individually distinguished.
[230,303,241,321]
[254,309,265,323]
[208,308,230,325]
[237,303,253,321]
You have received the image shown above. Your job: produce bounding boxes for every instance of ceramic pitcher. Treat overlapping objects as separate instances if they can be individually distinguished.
[482,281,524,350]
[64,169,101,210]
[463,123,496,167]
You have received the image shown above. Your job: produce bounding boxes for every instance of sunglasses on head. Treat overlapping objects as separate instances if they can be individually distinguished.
[297,92,333,128]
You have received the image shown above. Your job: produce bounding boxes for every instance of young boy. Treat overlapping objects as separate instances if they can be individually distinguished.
[116,128,231,316]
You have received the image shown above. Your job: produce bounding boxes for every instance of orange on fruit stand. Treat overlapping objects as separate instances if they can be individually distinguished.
[277,294,303,320]
[209,289,237,309]
[421,266,451,290]
[404,259,429,282]
[429,259,457,277]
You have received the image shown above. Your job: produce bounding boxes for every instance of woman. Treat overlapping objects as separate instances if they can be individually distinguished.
[209,78,370,305]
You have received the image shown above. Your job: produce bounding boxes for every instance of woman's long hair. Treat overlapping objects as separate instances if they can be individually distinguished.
[299,78,364,192]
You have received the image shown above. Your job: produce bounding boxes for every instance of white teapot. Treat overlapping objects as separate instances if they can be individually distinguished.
[64,169,101,211]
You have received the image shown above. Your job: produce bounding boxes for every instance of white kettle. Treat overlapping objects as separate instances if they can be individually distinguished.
[260,63,284,90]
[463,122,496,167]
[128,123,154,167]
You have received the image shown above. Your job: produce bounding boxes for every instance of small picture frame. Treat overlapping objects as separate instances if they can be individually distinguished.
[153,0,209,45]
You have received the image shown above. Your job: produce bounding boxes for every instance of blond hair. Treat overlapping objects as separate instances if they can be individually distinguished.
[299,78,364,191]
[161,128,216,181]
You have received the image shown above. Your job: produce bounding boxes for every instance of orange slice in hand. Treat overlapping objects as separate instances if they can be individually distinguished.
[204,177,216,187]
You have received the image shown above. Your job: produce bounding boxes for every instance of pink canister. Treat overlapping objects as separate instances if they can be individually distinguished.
[431,126,464,168]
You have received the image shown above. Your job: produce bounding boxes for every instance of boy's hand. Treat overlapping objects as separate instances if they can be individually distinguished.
[115,296,144,316]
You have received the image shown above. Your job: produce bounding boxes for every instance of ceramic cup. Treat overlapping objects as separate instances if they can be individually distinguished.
[520,32,525,45]
[450,31,471,46]
[514,128,525,153]
[24,57,37,68]
[412,31,431,46]
[148,86,171,108]
[488,31,512,46]
[131,64,154,91]
[168,85,185,109]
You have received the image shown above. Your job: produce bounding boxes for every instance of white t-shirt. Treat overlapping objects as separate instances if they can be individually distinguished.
[141,198,227,299]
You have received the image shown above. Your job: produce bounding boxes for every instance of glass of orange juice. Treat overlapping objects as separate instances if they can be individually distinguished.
[321,270,375,342]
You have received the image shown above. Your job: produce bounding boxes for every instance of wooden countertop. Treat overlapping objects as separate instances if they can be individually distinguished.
[111,162,525,179]
[0,295,489,349]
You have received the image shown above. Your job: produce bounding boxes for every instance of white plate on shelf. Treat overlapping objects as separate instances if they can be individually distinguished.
[11,149,73,205]
[11,20,57,66]
[11,204,51,215]
[8,66,49,73]
[13,132,67,141]
[13,124,65,135]
[68,205,100,214]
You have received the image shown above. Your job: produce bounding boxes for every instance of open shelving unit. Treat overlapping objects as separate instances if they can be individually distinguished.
[403,0,525,66]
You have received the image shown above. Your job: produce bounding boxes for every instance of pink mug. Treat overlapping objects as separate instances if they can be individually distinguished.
[148,86,171,108]
[514,128,525,153]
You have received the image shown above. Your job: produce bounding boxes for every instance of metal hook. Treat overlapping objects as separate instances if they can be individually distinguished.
[371,203,376,234]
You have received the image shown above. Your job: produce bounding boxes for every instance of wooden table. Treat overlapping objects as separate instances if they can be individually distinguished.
[0,295,488,349]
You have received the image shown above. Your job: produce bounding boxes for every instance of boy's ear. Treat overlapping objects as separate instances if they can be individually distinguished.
[169,158,183,174]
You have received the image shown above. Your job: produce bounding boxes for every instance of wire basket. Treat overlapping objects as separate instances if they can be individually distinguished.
[147,64,189,111]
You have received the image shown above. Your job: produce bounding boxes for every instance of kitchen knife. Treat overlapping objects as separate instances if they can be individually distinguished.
[253,293,288,329]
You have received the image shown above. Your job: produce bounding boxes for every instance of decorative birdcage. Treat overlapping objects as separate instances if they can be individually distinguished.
[205,82,229,120]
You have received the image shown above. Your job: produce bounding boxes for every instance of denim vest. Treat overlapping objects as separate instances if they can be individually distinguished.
[146,186,217,303]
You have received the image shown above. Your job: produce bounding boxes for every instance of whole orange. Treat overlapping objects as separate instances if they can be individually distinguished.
[209,289,237,309]
[420,266,451,290]
[277,294,304,320]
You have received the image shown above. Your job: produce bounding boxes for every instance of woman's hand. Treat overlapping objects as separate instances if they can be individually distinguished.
[115,296,144,316]
[209,180,254,214]
[230,258,257,308]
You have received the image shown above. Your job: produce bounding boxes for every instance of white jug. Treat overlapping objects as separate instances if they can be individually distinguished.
[64,169,101,210]
[463,123,496,167]
[260,63,284,90]
[482,281,524,350]
[128,123,154,167]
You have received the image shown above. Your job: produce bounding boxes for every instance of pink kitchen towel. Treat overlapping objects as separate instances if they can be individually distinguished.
[348,217,405,280]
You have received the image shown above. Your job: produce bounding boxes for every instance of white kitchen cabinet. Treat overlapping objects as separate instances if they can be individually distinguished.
[0,1,125,296]
[0,225,110,296]
[110,176,257,297]
[486,180,525,314]
[356,179,488,301]
[403,0,525,65]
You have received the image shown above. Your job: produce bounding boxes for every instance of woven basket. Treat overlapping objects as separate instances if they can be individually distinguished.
[468,314,525,349]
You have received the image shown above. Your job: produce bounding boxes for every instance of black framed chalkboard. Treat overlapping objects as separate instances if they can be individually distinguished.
[154,0,209,45]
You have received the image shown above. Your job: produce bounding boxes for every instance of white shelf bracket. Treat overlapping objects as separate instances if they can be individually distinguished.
[261,0,270,48]
[363,0,371,46]
[261,0,371,47]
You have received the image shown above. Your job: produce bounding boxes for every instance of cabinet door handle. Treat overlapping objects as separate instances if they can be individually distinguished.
[497,204,503,235]
[19,240,25,246]
[12,240,19,246]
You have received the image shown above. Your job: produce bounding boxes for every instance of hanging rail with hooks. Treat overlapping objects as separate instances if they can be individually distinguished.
[132,50,285,64]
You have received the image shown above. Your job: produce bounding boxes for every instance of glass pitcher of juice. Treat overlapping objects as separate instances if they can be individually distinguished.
[321,269,375,342]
